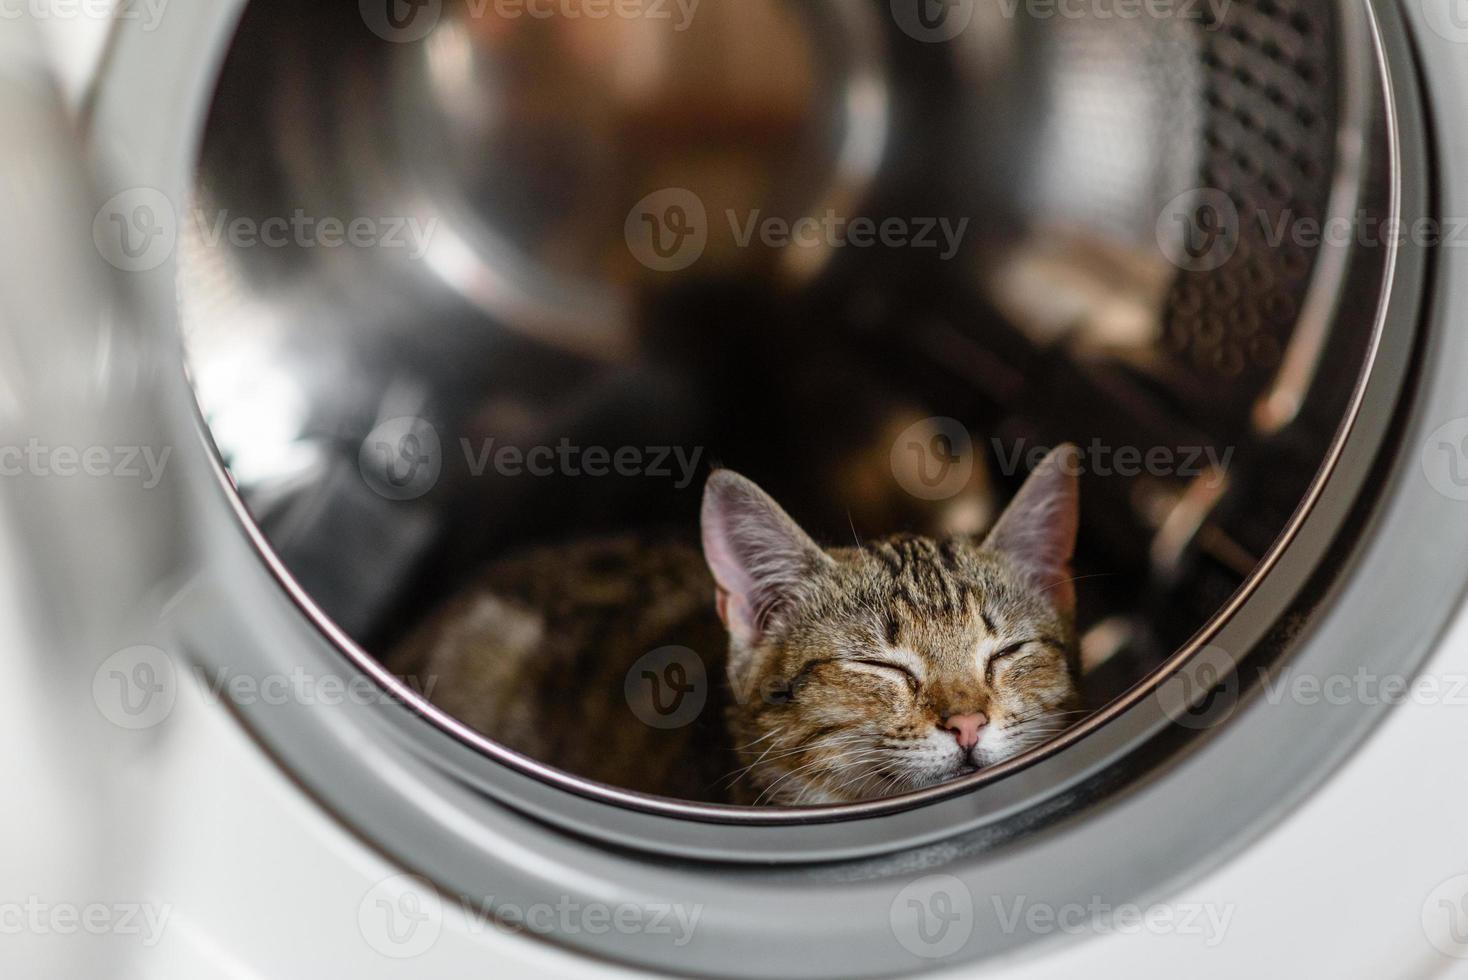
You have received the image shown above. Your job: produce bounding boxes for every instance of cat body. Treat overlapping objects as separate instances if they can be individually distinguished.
[391,446,1084,805]
[390,535,735,801]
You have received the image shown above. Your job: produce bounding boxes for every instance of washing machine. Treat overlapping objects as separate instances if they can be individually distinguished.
[6,0,1468,976]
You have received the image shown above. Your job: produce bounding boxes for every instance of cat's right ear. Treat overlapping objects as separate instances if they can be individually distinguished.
[701,470,829,647]
[984,443,1081,616]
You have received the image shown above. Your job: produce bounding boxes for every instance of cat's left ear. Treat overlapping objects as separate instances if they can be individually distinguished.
[984,444,1081,617]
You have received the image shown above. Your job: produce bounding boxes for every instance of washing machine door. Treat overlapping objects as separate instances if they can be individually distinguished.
[0,19,197,980]
[0,32,195,683]
[10,1,1468,977]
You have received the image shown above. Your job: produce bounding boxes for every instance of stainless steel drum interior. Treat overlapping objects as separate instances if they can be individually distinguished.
[176,0,1403,823]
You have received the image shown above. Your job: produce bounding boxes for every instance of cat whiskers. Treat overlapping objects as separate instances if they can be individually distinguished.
[998,709,1088,753]
[830,759,907,802]
[731,727,786,752]
[722,732,869,791]
[716,728,789,790]
[754,742,886,805]
[796,752,896,805]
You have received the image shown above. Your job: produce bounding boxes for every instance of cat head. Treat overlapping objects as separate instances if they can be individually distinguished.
[701,445,1083,805]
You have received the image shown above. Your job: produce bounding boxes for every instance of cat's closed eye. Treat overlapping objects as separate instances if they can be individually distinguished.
[987,638,1065,680]
[994,640,1034,660]
[845,659,920,693]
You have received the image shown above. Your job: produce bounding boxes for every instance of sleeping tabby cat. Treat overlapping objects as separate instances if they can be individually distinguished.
[390,445,1084,805]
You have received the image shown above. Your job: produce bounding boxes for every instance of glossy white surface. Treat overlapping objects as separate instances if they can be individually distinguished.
[13,539,1468,979]
[966,605,1468,979]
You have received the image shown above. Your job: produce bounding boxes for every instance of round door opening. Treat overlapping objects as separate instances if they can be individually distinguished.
[178,0,1403,812]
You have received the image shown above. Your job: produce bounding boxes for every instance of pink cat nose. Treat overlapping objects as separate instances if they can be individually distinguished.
[942,713,988,750]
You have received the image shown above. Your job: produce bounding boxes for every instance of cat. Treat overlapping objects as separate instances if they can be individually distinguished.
[388,445,1084,806]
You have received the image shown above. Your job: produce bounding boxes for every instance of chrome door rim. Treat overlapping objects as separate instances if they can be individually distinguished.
[139,0,1420,835]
